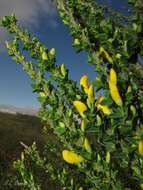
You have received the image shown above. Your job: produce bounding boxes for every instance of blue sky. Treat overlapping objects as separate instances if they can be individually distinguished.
[0,0,130,108]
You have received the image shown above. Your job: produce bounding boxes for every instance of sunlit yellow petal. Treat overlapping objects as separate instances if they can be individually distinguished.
[109,68,117,85]
[73,101,87,115]
[98,104,111,115]
[80,75,89,90]
[109,82,123,107]
[138,140,143,155]
[62,150,84,164]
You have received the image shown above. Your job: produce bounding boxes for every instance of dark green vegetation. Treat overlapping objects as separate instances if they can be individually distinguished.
[0,112,47,189]
[0,111,45,161]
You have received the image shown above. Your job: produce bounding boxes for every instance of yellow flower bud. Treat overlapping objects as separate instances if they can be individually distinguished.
[39,92,47,97]
[81,118,87,132]
[70,178,73,186]
[61,64,66,77]
[79,187,84,190]
[87,85,94,103]
[5,41,10,49]
[105,152,110,163]
[87,98,91,109]
[80,75,89,90]
[109,82,123,107]
[96,96,111,115]
[84,138,92,153]
[97,154,101,161]
[62,150,83,164]
[109,68,117,85]
[49,48,55,56]
[42,51,48,60]
[73,101,87,117]
[76,95,82,100]
[74,38,80,45]
[130,105,136,116]
[96,114,102,126]
[138,140,143,155]
[21,152,24,161]
[127,86,132,93]
[99,47,113,63]
[115,53,122,59]
[59,122,65,128]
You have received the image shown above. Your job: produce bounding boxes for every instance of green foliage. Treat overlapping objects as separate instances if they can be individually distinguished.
[1,0,143,189]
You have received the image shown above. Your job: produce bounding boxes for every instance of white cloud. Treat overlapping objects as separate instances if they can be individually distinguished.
[0,0,57,24]
[0,0,58,50]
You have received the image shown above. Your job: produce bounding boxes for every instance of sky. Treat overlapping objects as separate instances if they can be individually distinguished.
[0,0,130,108]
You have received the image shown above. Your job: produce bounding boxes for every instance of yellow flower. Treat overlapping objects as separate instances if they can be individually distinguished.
[42,51,48,60]
[99,47,113,63]
[73,101,87,117]
[109,82,123,107]
[109,68,117,85]
[80,75,89,91]
[96,96,111,115]
[84,138,92,153]
[62,150,83,164]
[79,187,84,190]
[138,140,143,155]
[97,104,111,115]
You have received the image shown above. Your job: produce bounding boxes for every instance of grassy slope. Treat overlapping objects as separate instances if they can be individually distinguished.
[0,112,46,162]
[0,112,52,189]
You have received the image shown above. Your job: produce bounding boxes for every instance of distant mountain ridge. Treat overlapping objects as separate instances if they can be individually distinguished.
[0,105,39,116]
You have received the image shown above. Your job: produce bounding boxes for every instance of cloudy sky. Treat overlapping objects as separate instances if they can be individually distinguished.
[0,0,130,108]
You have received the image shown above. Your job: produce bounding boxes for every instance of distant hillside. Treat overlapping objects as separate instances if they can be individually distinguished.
[0,111,45,162]
[0,111,58,189]
[0,105,38,116]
